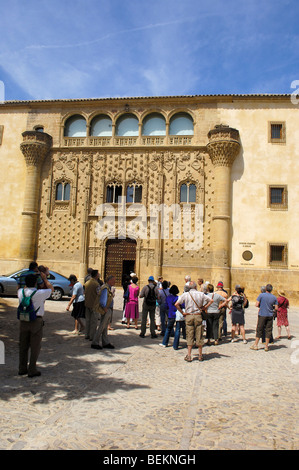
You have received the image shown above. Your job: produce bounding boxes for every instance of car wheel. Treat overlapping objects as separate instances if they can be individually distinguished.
[51,287,63,301]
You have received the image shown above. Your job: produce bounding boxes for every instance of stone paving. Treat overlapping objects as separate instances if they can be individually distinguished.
[0,290,298,451]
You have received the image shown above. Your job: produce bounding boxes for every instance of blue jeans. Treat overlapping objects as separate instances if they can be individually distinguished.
[162,318,186,349]
[219,308,227,336]
[159,304,168,335]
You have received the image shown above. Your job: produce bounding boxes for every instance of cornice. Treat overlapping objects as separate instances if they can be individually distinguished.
[0,93,293,109]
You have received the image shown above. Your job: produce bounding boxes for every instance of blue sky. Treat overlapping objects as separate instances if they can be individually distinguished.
[0,0,298,101]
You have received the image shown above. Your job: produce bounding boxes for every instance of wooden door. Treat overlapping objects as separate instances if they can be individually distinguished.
[105,239,136,286]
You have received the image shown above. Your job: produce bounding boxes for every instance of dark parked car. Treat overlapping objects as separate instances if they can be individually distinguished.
[0,269,72,301]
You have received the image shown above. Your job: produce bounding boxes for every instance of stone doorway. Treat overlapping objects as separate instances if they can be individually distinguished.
[104,239,137,286]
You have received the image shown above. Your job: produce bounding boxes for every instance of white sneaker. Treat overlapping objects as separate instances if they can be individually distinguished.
[243,339,248,344]
[231,338,238,342]
[159,343,166,348]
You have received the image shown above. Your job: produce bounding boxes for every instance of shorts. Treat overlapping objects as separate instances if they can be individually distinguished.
[185,314,204,347]
[72,301,85,319]
[256,315,273,339]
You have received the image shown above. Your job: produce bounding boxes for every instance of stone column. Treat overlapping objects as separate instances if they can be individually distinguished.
[154,156,164,280]
[207,125,240,292]
[19,131,52,262]
[78,156,92,283]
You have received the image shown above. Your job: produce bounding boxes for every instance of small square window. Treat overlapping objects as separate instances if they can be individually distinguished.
[268,121,286,143]
[270,187,283,204]
[271,124,282,139]
[268,185,288,210]
[271,245,284,262]
[268,243,288,267]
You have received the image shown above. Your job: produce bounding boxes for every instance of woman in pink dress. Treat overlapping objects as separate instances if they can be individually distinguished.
[124,276,139,329]
[276,291,291,339]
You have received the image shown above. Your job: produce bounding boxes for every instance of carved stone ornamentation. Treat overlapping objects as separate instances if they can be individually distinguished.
[20,131,52,167]
[207,125,240,167]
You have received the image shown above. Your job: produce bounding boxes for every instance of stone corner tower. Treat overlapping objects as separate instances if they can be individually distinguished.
[207,124,241,293]
[19,131,52,263]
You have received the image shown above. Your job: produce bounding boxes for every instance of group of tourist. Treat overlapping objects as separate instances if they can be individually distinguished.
[121,273,292,360]
[118,272,292,361]
[16,262,292,376]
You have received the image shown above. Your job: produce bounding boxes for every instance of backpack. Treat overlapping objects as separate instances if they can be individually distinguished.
[17,289,40,322]
[145,285,156,306]
[231,294,244,311]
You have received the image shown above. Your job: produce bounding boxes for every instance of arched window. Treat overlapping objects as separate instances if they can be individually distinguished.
[115,114,139,136]
[90,115,112,136]
[180,183,196,203]
[142,113,166,136]
[64,115,86,137]
[126,183,142,203]
[106,183,123,203]
[56,182,71,201]
[169,113,194,136]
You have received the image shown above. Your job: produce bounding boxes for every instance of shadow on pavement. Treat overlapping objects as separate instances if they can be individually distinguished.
[0,298,150,404]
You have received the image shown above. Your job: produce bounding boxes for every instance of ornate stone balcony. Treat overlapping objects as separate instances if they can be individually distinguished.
[63,137,112,147]
[62,135,193,148]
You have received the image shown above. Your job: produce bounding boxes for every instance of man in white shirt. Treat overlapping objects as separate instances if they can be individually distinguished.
[18,271,53,377]
[175,281,212,362]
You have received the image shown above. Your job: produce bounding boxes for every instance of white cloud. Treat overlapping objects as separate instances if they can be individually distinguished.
[23,19,191,52]
[1,49,91,99]
[0,0,298,100]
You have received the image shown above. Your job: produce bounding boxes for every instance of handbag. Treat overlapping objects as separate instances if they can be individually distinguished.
[176,310,185,321]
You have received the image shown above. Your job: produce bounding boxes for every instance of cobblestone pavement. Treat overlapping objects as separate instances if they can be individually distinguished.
[0,290,298,451]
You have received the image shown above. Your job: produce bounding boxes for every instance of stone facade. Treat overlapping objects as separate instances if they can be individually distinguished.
[0,94,298,302]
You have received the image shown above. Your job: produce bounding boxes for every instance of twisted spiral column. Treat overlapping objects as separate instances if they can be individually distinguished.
[19,131,52,262]
[207,125,240,292]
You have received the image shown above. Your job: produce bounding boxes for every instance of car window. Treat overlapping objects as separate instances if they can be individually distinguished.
[5,270,24,278]
[12,274,22,280]
[48,274,55,280]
